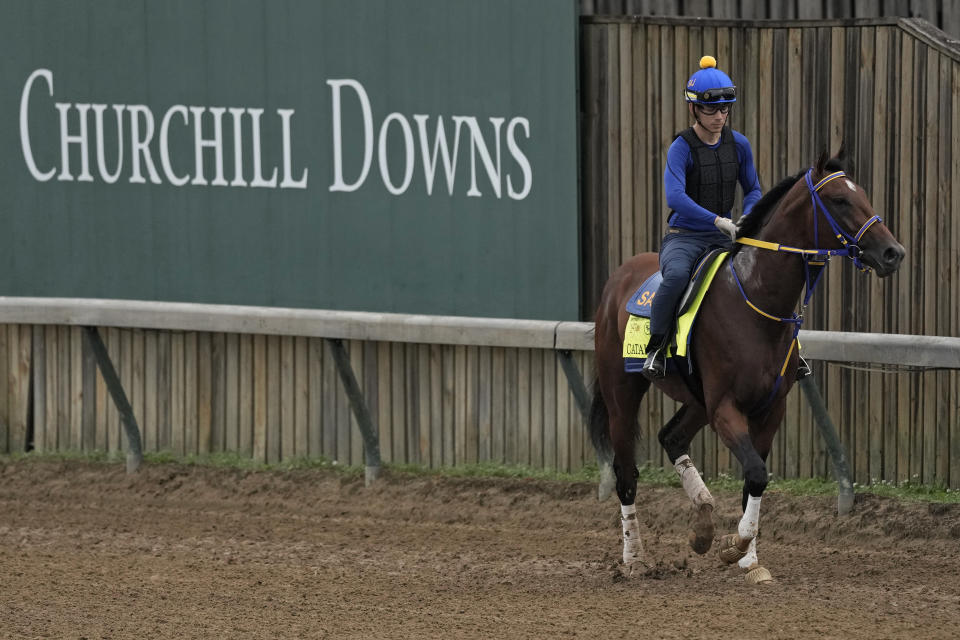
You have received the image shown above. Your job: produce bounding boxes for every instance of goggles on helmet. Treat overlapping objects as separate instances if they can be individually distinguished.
[685,86,737,103]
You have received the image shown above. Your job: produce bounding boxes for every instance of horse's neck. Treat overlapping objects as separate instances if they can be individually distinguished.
[733,194,813,319]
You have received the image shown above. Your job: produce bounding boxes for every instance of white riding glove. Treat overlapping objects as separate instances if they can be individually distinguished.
[714,216,738,241]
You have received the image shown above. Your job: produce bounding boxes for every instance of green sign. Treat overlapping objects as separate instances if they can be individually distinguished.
[1,0,579,320]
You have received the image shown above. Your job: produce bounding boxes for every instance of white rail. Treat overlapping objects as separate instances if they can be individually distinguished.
[0,297,958,368]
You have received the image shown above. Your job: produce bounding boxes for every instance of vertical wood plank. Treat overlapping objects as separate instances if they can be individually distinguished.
[491,347,505,464]
[0,327,8,452]
[266,335,280,464]
[170,332,184,456]
[403,343,419,465]
[144,331,158,453]
[295,336,309,459]
[465,345,479,464]
[33,327,46,452]
[478,346,492,462]
[418,344,432,466]
[224,333,238,453]
[58,326,71,451]
[632,24,650,253]
[377,341,392,463]
[157,331,171,452]
[69,327,83,450]
[211,332,226,453]
[252,334,267,463]
[619,23,634,260]
[10,326,31,453]
[443,346,455,466]
[504,347,518,465]
[184,332,198,456]
[950,63,960,487]
[607,24,622,272]
[530,350,544,468]
[430,344,443,468]
[517,348,531,466]
[280,335,295,461]
[44,326,59,452]
[555,353,569,472]
[921,51,939,485]
[391,342,406,463]
[935,56,953,485]
[197,332,212,455]
[238,333,253,456]
[896,33,914,483]
[323,340,338,459]
[454,345,466,465]
[308,338,323,458]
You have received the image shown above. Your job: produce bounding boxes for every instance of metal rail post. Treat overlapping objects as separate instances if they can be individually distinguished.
[83,327,143,473]
[326,338,381,486]
[798,374,854,516]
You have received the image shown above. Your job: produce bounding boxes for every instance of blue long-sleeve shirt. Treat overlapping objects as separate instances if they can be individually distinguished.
[664,129,762,232]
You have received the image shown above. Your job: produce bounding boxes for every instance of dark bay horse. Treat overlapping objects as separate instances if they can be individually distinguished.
[589,150,905,583]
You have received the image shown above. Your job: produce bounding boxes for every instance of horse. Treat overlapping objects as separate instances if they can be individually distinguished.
[588,149,905,584]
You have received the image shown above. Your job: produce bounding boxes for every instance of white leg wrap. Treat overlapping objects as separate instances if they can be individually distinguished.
[674,455,715,508]
[737,495,761,539]
[620,504,643,565]
[737,537,758,569]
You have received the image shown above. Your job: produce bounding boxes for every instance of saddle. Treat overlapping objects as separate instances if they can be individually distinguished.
[622,249,728,373]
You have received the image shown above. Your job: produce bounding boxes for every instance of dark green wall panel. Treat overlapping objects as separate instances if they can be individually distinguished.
[1,0,580,320]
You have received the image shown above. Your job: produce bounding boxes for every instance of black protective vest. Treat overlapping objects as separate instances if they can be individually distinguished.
[679,126,739,215]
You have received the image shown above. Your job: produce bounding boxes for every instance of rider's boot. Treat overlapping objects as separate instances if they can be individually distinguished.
[642,333,668,379]
[796,354,812,380]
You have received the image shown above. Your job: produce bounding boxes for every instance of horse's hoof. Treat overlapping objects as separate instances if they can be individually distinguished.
[717,533,750,565]
[688,504,714,555]
[744,563,774,585]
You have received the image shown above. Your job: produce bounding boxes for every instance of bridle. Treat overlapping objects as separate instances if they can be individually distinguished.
[726,167,883,414]
[735,168,882,271]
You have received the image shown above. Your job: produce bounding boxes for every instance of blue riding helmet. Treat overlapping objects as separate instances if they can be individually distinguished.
[684,55,737,104]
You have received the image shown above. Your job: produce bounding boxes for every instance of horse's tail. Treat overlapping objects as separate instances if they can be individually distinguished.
[588,378,612,462]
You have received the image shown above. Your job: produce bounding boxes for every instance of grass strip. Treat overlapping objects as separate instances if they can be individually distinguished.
[2,451,957,503]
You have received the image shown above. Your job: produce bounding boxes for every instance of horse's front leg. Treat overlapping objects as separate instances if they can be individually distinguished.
[657,404,715,554]
[712,397,776,585]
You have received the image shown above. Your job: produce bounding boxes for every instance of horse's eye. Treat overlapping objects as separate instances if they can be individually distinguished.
[829,196,849,206]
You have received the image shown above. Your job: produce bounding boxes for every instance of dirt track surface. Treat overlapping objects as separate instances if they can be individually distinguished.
[1,460,959,639]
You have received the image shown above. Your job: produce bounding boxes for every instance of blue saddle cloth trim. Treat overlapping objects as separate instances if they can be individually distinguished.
[625,272,663,317]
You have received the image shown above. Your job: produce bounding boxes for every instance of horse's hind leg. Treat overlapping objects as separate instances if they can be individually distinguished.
[657,405,715,554]
[600,369,650,567]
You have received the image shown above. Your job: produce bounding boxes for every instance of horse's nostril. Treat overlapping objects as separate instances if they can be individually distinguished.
[883,245,905,266]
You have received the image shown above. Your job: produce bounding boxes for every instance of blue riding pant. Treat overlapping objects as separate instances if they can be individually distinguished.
[649,227,731,337]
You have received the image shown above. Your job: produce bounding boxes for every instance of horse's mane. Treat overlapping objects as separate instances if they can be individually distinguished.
[734,157,846,248]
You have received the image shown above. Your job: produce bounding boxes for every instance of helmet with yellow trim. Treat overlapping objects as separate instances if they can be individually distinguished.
[684,56,736,104]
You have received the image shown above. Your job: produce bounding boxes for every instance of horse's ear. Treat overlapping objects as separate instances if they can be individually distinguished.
[815,148,828,174]
[833,141,849,172]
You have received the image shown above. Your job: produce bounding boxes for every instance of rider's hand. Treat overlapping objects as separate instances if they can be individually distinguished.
[714,216,737,241]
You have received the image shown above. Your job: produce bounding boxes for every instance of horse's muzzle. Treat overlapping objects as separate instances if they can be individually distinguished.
[865,241,905,277]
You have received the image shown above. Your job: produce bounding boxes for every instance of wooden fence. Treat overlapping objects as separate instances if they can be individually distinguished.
[580,0,960,39]
[580,16,960,486]
[0,322,594,473]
